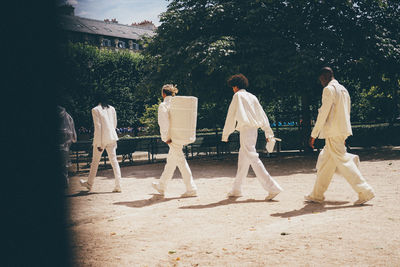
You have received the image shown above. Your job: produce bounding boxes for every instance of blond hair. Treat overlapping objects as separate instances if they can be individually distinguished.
[161,84,178,96]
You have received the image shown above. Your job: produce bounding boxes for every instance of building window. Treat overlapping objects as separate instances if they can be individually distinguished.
[91,26,98,30]
[118,41,126,48]
[104,27,112,32]
[132,42,140,50]
[102,38,111,47]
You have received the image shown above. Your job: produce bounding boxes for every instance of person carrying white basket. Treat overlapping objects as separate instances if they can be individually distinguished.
[152,84,198,197]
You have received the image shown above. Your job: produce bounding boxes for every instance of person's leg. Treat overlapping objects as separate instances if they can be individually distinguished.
[105,143,122,190]
[156,144,177,191]
[242,128,283,194]
[85,145,103,187]
[172,143,197,193]
[328,137,374,201]
[307,146,337,201]
[230,140,251,196]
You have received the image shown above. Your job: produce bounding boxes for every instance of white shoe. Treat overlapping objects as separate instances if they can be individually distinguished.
[354,191,375,205]
[265,192,280,201]
[227,190,243,197]
[112,185,122,193]
[79,179,92,191]
[152,182,164,195]
[181,190,197,198]
[304,195,324,203]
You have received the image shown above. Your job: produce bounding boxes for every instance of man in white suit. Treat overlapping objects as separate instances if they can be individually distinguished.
[80,93,122,192]
[152,84,198,197]
[306,67,375,205]
[222,74,283,200]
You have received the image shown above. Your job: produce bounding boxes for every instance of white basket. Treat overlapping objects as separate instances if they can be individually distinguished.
[170,96,198,145]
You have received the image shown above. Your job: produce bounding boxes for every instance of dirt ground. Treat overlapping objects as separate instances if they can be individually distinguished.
[66,147,400,267]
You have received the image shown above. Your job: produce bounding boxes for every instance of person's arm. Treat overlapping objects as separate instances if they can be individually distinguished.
[311,86,334,139]
[113,107,117,129]
[158,104,170,143]
[257,100,274,141]
[92,108,103,151]
[221,94,238,142]
[69,114,77,143]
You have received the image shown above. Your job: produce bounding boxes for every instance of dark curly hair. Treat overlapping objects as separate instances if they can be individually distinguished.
[227,74,249,89]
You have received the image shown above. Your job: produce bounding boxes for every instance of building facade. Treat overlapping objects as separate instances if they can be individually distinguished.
[58,8,155,51]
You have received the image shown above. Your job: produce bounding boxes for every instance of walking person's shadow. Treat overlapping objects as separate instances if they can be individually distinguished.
[114,194,182,208]
[270,201,372,218]
[179,197,278,209]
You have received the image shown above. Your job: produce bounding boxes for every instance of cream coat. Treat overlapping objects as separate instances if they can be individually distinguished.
[92,104,118,149]
[222,89,273,142]
[311,79,352,139]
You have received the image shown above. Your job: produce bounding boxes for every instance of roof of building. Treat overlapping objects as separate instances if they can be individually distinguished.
[59,15,155,40]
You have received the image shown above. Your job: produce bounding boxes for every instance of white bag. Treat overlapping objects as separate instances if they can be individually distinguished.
[266,137,281,153]
[169,96,198,145]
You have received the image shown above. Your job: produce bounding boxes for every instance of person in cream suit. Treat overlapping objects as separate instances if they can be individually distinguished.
[306,67,374,205]
[222,74,283,200]
[80,92,122,193]
[152,84,198,197]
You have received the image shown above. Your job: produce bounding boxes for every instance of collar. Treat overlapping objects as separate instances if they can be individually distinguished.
[237,89,246,93]
[164,96,172,103]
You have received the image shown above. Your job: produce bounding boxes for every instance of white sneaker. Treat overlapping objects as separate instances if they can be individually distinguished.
[227,190,243,197]
[79,179,92,191]
[181,190,197,198]
[354,191,375,205]
[152,182,164,195]
[112,185,122,193]
[265,192,280,201]
[304,195,324,203]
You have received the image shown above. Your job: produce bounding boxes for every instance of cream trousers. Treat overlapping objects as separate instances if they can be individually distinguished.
[310,136,373,199]
[87,142,121,187]
[158,143,197,191]
[232,127,283,194]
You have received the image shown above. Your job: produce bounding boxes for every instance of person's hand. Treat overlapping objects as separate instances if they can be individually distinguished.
[166,139,172,144]
[309,137,315,149]
[97,147,103,152]
[266,137,270,143]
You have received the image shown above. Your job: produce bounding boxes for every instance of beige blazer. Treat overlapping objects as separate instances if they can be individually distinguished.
[311,79,352,139]
[92,104,118,148]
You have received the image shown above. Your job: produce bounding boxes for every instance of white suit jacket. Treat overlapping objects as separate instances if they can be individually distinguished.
[222,89,274,142]
[158,96,172,142]
[311,79,352,139]
[92,104,118,148]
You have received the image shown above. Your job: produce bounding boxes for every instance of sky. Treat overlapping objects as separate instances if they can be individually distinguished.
[60,0,169,26]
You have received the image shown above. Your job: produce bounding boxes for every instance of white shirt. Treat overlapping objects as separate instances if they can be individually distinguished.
[311,79,352,139]
[222,89,274,142]
[158,96,172,142]
[92,104,118,148]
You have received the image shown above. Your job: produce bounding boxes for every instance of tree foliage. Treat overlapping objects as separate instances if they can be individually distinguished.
[145,0,400,146]
[57,43,153,133]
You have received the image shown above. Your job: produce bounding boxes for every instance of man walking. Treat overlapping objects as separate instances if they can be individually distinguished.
[152,84,198,197]
[222,74,283,200]
[306,67,375,205]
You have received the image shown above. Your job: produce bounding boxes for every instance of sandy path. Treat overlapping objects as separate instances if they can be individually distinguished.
[66,148,400,266]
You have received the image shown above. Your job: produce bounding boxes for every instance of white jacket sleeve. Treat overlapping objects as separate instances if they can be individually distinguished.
[259,104,274,139]
[112,107,118,129]
[158,103,170,142]
[92,108,102,148]
[222,94,238,142]
[311,86,334,138]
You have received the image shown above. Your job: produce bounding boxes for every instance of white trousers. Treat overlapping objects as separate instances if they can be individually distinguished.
[309,136,374,199]
[87,142,121,187]
[232,127,283,194]
[158,143,197,191]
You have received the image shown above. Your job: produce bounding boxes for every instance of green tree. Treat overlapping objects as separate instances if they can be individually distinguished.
[146,0,400,148]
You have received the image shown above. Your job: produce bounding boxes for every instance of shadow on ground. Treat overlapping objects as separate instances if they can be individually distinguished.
[270,201,373,218]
